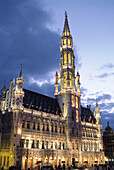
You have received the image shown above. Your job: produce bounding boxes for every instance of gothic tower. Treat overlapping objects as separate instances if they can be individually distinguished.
[54,12,81,150]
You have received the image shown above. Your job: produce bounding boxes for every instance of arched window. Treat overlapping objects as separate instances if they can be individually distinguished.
[59,142,61,149]
[64,73,67,88]
[64,38,66,45]
[69,73,72,88]
[68,53,71,64]
[43,123,45,131]
[55,142,57,149]
[68,39,70,45]
[64,53,67,64]
[47,123,49,131]
[37,122,40,130]
[63,143,65,150]
[67,29,69,36]
[64,31,67,36]
[42,141,44,149]
[22,120,25,128]
[72,110,75,121]
[33,122,35,130]
[55,123,57,133]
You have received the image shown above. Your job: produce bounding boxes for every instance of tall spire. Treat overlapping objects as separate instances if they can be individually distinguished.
[55,12,76,93]
[62,11,70,36]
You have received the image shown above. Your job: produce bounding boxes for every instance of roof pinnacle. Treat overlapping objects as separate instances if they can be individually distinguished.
[19,64,23,78]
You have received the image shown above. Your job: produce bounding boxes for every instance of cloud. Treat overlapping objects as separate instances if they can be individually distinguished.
[80,87,88,97]
[99,63,114,70]
[0,0,60,91]
[97,94,111,102]
[25,79,55,98]
[97,72,114,78]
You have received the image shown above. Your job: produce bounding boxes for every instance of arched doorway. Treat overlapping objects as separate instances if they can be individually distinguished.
[72,158,75,168]
[34,156,38,168]
[37,156,42,169]
[82,156,85,165]
[62,157,65,169]
[28,156,32,169]
[98,156,100,164]
[66,156,69,167]
[91,156,94,167]
[22,156,27,169]
[58,157,61,167]
[44,156,48,164]
[54,156,57,169]
[49,156,53,165]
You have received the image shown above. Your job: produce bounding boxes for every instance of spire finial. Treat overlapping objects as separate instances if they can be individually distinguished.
[19,64,23,78]
[96,96,98,107]
[3,80,6,90]
[65,11,67,18]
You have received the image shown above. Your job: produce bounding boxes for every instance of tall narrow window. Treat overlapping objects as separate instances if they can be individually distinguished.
[55,124,57,133]
[68,39,70,45]
[3,156,6,166]
[64,73,67,88]
[37,122,40,130]
[27,121,30,129]
[21,139,24,148]
[42,141,44,149]
[26,139,29,148]
[22,120,25,128]
[31,140,35,148]
[46,141,48,149]
[43,123,45,131]
[64,53,67,64]
[68,53,71,64]
[55,142,57,149]
[63,143,65,150]
[7,156,9,167]
[59,142,61,149]
[33,122,35,130]
[47,123,49,131]
[72,110,75,121]
[36,140,39,148]
[51,142,53,149]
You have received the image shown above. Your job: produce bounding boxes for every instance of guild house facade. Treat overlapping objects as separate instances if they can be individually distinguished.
[0,13,104,169]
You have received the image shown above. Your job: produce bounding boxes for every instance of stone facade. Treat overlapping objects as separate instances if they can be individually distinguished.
[0,12,104,169]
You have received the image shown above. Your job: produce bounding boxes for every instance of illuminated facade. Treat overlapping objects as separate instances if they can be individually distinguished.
[0,12,104,169]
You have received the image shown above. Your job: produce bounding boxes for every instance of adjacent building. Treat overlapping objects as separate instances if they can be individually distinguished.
[0,12,104,169]
[103,122,114,165]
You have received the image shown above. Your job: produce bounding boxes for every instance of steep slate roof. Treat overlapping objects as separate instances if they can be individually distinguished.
[23,89,62,115]
[23,89,96,123]
[81,106,96,123]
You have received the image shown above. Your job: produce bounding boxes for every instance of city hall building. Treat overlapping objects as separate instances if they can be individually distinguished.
[0,13,104,169]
